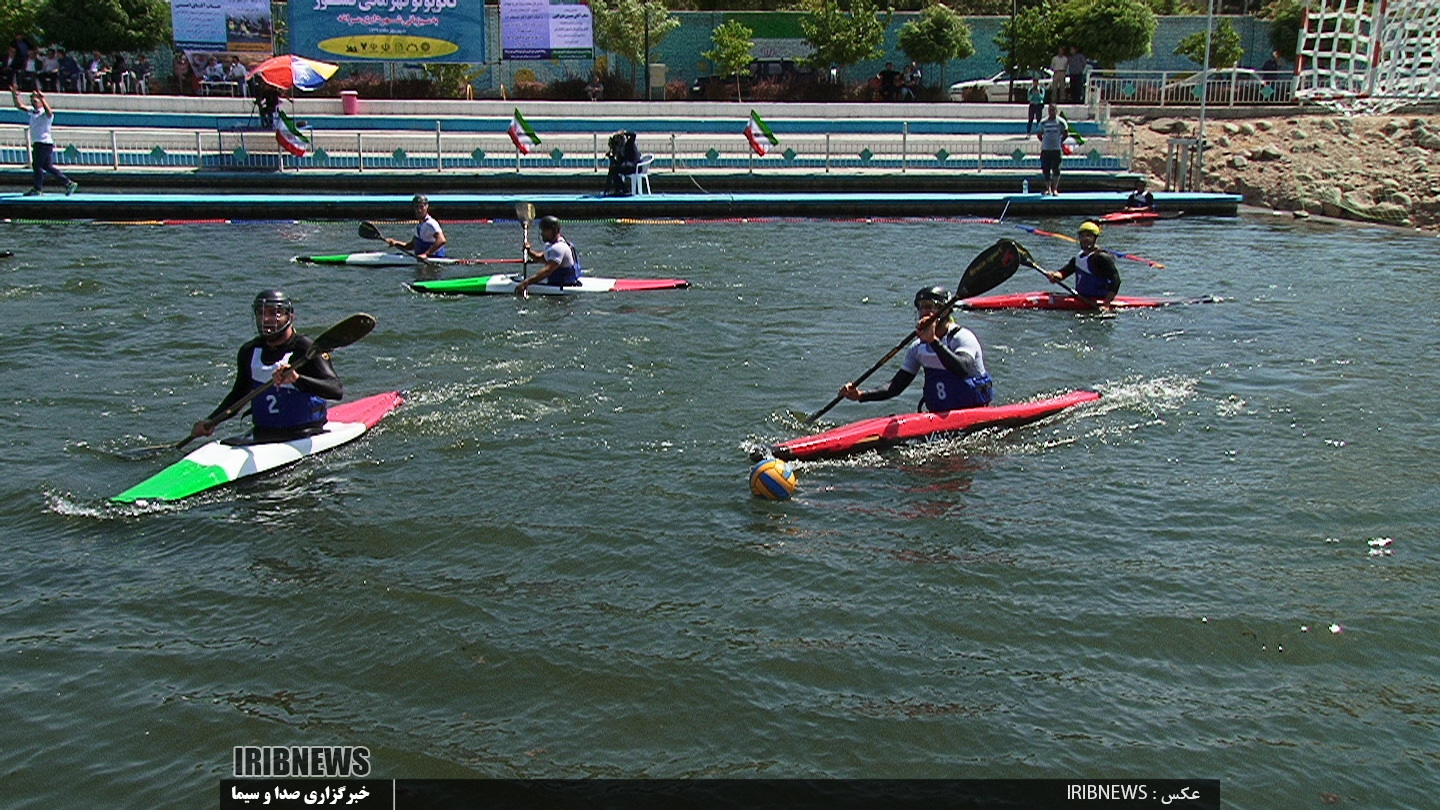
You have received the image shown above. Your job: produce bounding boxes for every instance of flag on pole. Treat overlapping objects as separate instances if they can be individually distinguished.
[508,108,541,154]
[744,109,778,156]
[275,110,311,157]
[1059,113,1086,154]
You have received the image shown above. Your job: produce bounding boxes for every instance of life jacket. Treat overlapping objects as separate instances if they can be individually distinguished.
[247,348,328,430]
[414,216,446,258]
[544,237,583,286]
[1071,251,1119,299]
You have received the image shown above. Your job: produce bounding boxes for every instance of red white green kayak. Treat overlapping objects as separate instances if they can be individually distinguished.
[410,273,690,295]
[961,291,1214,310]
[112,391,404,503]
[767,390,1100,461]
[292,252,519,267]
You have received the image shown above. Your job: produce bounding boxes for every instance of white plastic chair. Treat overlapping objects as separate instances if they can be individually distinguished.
[624,154,654,196]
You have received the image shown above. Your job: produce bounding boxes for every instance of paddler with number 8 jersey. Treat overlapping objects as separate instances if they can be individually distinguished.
[838,286,993,413]
[190,290,344,443]
[1046,220,1121,303]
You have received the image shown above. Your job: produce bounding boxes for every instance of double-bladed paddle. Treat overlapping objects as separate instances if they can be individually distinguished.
[516,201,535,270]
[122,313,377,459]
[358,220,435,264]
[803,239,1024,424]
[1015,247,1112,312]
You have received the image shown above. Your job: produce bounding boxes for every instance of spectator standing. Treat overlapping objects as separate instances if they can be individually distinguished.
[1260,50,1284,83]
[228,56,248,95]
[1026,78,1045,134]
[877,62,901,102]
[10,35,31,91]
[1049,46,1068,104]
[1036,104,1067,196]
[1068,46,1088,103]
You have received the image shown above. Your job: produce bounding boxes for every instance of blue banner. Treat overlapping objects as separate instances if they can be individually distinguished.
[289,0,486,63]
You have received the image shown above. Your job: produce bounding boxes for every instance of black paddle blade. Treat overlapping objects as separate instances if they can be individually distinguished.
[358,221,382,240]
[313,313,376,354]
[954,239,1024,299]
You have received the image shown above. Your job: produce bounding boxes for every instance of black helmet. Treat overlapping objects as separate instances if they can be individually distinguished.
[538,215,560,231]
[252,289,294,338]
[412,193,429,206]
[914,286,949,308]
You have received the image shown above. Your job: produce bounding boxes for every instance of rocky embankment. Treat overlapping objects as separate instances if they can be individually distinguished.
[1123,112,1440,232]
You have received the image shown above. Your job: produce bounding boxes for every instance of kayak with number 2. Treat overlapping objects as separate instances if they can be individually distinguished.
[962,291,1218,310]
[111,391,404,504]
[292,252,520,267]
[410,273,690,295]
[764,390,1101,461]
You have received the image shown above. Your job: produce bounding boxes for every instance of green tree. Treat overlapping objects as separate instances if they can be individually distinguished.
[995,3,1058,74]
[896,3,974,86]
[589,0,681,95]
[703,19,755,100]
[422,63,490,99]
[37,0,172,53]
[1261,0,1305,62]
[1052,0,1158,69]
[1,1,46,49]
[1174,18,1244,68]
[800,0,892,83]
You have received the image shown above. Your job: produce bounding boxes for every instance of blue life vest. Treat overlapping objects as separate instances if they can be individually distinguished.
[545,237,583,286]
[248,350,328,429]
[1072,252,1119,299]
[922,368,994,412]
[414,218,446,258]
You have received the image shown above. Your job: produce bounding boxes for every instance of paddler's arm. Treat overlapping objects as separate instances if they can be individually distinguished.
[514,247,559,296]
[280,337,343,400]
[193,346,254,437]
[419,227,446,260]
[1046,257,1078,285]
[840,369,917,403]
[928,336,981,378]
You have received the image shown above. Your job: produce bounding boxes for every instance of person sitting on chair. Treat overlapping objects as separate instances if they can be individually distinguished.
[603,130,640,196]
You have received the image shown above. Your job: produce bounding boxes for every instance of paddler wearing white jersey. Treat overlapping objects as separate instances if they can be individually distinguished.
[839,286,993,412]
[385,194,447,259]
[1047,220,1121,302]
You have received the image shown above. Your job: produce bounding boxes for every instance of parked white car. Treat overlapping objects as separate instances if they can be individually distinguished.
[948,69,1054,103]
[1160,67,1289,103]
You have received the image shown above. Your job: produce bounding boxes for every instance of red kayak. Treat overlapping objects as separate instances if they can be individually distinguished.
[1099,209,1183,224]
[962,291,1186,310]
[767,390,1100,461]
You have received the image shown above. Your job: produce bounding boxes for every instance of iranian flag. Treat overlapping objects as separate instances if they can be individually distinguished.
[744,109,778,156]
[275,110,311,158]
[508,108,541,154]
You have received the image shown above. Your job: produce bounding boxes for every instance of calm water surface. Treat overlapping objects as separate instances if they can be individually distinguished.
[2,214,1437,809]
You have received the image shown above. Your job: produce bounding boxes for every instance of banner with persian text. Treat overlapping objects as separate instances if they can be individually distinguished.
[289,0,487,63]
[171,0,274,53]
[500,0,594,60]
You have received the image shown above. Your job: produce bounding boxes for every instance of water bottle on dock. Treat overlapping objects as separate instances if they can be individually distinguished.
[1022,179,1030,194]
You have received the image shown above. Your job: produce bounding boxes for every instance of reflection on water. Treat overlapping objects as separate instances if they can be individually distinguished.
[3,216,1439,808]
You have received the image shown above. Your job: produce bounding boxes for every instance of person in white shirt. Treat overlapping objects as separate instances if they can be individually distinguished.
[10,87,77,196]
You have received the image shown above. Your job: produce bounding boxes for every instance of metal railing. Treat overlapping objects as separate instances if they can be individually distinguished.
[1088,70,1297,107]
[5,124,1130,174]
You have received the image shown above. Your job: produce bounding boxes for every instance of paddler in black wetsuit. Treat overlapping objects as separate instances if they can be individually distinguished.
[190,290,343,443]
[1046,220,1121,304]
